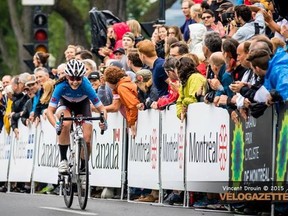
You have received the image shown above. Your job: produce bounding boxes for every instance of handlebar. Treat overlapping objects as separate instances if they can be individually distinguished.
[57,112,105,135]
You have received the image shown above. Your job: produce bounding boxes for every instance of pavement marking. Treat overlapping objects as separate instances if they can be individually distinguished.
[40,206,98,215]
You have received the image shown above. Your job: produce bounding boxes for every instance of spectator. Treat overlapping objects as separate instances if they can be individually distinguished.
[75,49,93,60]
[21,75,38,126]
[10,73,31,139]
[175,57,207,121]
[180,0,196,42]
[126,19,144,46]
[190,3,203,24]
[88,71,113,106]
[113,48,125,60]
[151,56,180,110]
[112,22,130,50]
[3,84,13,134]
[201,9,226,36]
[64,45,76,62]
[169,41,189,58]
[120,32,136,71]
[188,23,207,62]
[135,69,158,110]
[30,67,51,124]
[137,39,169,97]
[164,37,179,58]
[204,51,226,104]
[249,40,288,102]
[55,63,66,79]
[82,59,97,77]
[104,66,139,138]
[155,25,168,58]
[2,75,12,89]
[231,4,265,42]
[167,26,183,41]
[33,51,50,68]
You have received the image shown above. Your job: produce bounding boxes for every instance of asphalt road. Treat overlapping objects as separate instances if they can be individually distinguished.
[0,192,232,216]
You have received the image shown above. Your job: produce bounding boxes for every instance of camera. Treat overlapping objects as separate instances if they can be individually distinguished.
[221,12,235,24]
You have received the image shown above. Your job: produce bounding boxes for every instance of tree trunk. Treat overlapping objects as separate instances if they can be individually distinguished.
[53,0,89,48]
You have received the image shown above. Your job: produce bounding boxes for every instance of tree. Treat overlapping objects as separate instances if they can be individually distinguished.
[0,0,177,75]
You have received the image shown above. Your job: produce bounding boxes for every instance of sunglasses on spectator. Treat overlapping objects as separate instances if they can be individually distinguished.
[27,83,36,88]
[67,76,82,81]
[202,15,212,19]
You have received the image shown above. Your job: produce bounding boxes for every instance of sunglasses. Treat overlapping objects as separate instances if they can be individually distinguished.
[67,76,82,81]
[27,83,36,88]
[202,15,212,19]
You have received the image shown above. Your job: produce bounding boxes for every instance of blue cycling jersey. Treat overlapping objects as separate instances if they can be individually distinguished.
[49,77,102,108]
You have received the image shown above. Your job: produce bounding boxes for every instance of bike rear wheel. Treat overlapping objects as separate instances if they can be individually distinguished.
[62,174,74,208]
[77,137,89,210]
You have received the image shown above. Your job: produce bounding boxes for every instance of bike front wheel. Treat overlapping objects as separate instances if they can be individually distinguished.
[77,137,89,210]
[62,174,74,208]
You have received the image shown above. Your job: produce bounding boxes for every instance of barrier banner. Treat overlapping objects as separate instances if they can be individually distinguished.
[0,130,12,181]
[161,105,185,190]
[229,107,273,189]
[90,112,124,187]
[33,116,59,184]
[128,109,160,189]
[186,103,230,192]
[274,103,288,189]
[8,121,36,182]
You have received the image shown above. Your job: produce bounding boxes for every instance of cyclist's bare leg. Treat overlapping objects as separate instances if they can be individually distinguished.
[82,122,93,159]
[56,108,72,145]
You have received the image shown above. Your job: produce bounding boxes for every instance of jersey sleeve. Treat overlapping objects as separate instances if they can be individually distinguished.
[83,77,103,107]
[49,82,64,107]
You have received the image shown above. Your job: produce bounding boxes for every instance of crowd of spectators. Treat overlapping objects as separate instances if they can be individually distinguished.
[0,0,287,214]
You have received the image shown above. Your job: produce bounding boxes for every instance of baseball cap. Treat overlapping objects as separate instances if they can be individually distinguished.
[136,69,152,82]
[25,74,37,87]
[216,2,234,12]
[113,48,125,55]
[88,71,101,80]
[109,60,124,70]
[123,32,135,41]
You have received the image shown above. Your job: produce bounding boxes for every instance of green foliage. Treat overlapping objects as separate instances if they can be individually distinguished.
[72,0,90,20]
[127,0,154,20]
[0,0,17,75]
[48,12,66,62]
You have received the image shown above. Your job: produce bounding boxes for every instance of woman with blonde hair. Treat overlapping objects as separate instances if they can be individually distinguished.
[126,19,144,46]
[38,79,55,121]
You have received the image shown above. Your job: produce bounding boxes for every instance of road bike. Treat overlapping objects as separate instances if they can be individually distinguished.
[58,112,105,210]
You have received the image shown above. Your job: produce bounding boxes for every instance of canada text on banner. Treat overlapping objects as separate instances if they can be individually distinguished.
[8,120,36,182]
[0,130,12,181]
[90,112,124,188]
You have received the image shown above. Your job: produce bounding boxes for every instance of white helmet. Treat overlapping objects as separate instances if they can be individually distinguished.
[65,59,86,77]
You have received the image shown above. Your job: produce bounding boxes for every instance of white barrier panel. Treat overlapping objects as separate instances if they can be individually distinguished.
[90,112,124,187]
[161,105,185,190]
[0,130,12,181]
[128,109,160,189]
[186,103,230,192]
[33,116,59,184]
[8,121,36,182]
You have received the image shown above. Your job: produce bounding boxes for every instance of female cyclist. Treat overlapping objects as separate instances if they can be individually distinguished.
[46,59,107,174]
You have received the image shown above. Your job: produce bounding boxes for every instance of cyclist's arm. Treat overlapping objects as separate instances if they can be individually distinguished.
[94,104,107,121]
[46,106,57,127]
[46,82,62,127]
